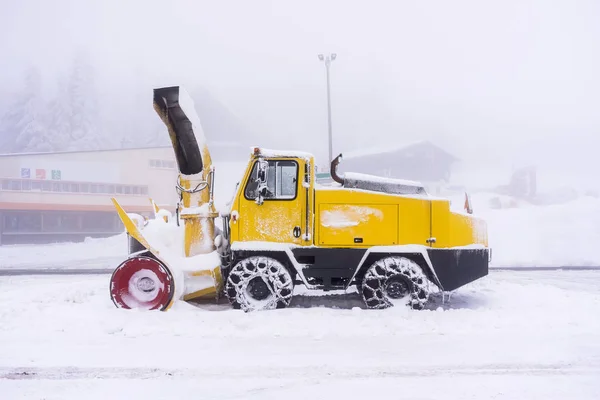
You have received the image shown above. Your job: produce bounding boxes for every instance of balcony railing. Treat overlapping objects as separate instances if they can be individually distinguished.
[0,178,149,196]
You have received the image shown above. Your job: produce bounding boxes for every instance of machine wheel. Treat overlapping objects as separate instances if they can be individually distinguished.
[225,256,294,312]
[360,256,430,310]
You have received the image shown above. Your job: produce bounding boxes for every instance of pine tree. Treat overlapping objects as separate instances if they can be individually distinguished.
[44,75,73,151]
[65,53,105,151]
[0,67,46,153]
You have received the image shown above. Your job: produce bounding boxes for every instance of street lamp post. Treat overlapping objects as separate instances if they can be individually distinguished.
[318,53,336,168]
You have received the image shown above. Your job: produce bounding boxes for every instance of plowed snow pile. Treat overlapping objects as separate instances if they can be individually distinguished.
[454,194,600,267]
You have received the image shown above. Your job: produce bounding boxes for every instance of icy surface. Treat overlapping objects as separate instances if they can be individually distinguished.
[0,271,599,399]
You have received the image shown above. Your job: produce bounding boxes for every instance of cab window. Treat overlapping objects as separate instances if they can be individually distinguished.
[244,160,298,200]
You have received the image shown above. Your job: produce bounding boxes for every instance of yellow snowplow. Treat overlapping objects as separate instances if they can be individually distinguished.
[109,86,490,312]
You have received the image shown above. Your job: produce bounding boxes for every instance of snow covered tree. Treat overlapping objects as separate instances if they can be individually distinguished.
[0,67,47,153]
[44,75,74,151]
[64,53,105,151]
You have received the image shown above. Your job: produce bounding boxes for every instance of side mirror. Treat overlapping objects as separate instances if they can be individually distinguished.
[255,159,269,205]
[257,159,268,183]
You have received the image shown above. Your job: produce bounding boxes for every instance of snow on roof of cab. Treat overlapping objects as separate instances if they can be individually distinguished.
[342,140,457,160]
[251,147,314,159]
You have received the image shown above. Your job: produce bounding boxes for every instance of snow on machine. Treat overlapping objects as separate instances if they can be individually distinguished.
[109,86,490,312]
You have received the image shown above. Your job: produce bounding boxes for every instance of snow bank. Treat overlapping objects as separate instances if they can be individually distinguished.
[451,193,600,268]
[0,234,128,269]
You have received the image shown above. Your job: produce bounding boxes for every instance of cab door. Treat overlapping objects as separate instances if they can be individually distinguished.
[237,158,306,244]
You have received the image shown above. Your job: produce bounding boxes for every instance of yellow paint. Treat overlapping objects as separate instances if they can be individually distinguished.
[111,198,156,253]
[151,198,160,214]
[229,154,488,251]
[183,286,217,301]
[318,203,398,246]
[150,198,168,222]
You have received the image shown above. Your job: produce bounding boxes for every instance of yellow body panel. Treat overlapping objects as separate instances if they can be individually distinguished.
[317,203,398,246]
[314,189,431,248]
[111,198,156,253]
[431,200,488,248]
[229,154,488,251]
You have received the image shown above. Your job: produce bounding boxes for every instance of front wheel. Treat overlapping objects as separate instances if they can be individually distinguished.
[225,256,294,312]
[361,256,430,310]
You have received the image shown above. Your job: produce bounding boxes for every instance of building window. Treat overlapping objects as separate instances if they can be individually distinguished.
[149,159,176,169]
[21,181,31,191]
[3,214,18,232]
[61,214,80,231]
[42,213,61,232]
[9,180,21,190]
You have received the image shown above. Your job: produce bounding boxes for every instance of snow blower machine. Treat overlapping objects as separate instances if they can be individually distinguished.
[109,86,490,312]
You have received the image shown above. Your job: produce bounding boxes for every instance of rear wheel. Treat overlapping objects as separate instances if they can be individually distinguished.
[361,256,429,310]
[225,256,294,312]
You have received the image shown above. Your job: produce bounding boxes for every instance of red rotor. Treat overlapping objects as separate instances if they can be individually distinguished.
[110,256,175,311]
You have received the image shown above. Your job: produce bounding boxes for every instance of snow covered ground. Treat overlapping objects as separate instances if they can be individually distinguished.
[1,270,599,399]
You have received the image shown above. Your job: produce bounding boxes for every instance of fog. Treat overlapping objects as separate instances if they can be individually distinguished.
[1,0,599,190]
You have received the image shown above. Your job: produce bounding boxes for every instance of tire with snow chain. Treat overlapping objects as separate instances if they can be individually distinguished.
[361,256,430,310]
[225,256,294,312]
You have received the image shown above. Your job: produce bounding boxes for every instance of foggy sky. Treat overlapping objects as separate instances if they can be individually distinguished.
[1,0,599,181]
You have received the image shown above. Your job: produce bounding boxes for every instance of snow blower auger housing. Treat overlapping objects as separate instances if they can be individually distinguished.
[109,86,222,311]
[109,85,490,312]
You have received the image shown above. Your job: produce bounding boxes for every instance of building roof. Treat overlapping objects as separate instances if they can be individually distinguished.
[343,140,458,162]
[0,140,245,158]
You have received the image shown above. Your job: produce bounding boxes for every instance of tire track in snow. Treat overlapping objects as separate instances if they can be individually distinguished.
[2,363,599,380]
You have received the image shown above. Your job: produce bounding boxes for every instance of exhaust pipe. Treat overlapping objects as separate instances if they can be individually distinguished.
[330,153,344,184]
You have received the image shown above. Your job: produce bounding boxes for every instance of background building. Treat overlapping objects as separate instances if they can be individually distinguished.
[339,140,459,194]
[0,146,182,244]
